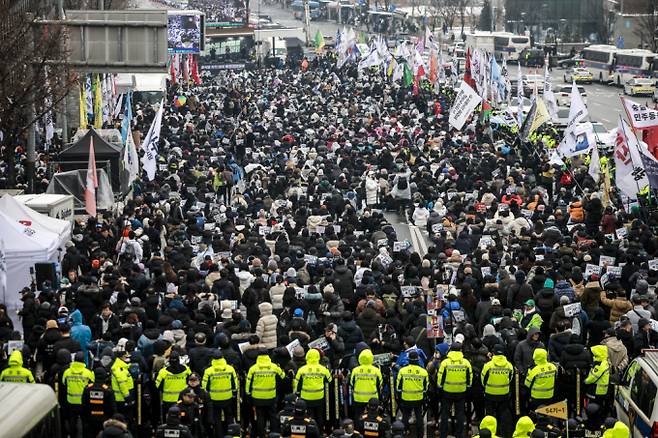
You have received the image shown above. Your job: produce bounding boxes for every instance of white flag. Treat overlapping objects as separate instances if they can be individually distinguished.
[543,60,558,119]
[123,130,140,186]
[0,237,6,306]
[358,47,382,70]
[549,150,565,166]
[615,117,649,198]
[558,82,593,157]
[141,100,164,181]
[449,81,483,130]
[516,62,523,126]
[621,96,658,130]
[589,146,601,183]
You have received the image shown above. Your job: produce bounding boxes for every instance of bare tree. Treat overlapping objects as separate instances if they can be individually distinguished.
[458,0,470,36]
[432,0,459,32]
[633,0,657,51]
[0,0,74,187]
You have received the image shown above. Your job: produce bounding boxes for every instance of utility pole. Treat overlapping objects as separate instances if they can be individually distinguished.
[304,0,311,46]
[26,14,36,194]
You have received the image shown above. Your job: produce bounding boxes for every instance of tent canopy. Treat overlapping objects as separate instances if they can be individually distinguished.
[47,169,114,211]
[0,194,72,242]
[58,128,122,190]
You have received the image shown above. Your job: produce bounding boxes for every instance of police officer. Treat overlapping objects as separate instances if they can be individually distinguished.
[349,349,383,417]
[481,345,514,437]
[356,398,390,438]
[156,406,194,438]
[585,345,610,410]
[396,351,428,438]
[436,342,472,438]
[202,350,239,437]
[293,348,332,431]
[155,351,192,418]
[245,349,285,437]
[110,349,134,421]
[0,350,35,383]
[177,387,205,437]
[524,348,557,411]
[62,351,95,436]
[82,367,116,438]
[280,399,321,438]
[182,372,213,437]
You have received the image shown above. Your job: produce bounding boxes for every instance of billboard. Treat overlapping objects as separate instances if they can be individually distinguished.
[191,0,249,28]
[167,11,205,53]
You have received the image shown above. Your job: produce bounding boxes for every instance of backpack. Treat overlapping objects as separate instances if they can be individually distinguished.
[397,176,408,190]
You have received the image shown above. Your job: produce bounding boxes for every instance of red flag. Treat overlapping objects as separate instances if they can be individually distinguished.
[84,137,98,217]
[169,56,177,85]
[191,56,201,85]
[644,127,658,160]
[413,68,423,95]
[183,54,190,82]
[464,48,476,89]
[429,49,438,83]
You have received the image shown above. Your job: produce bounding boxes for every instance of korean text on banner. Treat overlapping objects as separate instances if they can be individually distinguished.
[621,96,658,130]
[449,81,482,131]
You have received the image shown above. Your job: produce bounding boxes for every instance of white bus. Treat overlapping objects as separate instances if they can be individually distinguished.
[612,48,656,85]
[464,32,530,62]
[581,44,617,83]
[493,33,530,62]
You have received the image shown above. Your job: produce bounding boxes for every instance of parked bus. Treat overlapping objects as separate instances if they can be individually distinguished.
[465,32,530,62]
[581,44,617,83]
[291,0,321,20]
[612,48,656,85]
[0,383,61,438]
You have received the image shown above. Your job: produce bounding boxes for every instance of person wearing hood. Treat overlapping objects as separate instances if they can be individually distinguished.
[245,350,285,436]
[155,351,192,416]
[338,311,364,355]
[256,302,278,350]
[602,421,630,438]
[62,351,95,436]
[514,327,544,377]
[437,342,472,438]
[202,350,239,437]
[524,348,557,411]
[585,345,610,409]
[512,416,536,438]
[70,309,92,365]
[294,348,333,430]
[110,349,134,413]
[349,348,383,417]
[481,344,514,437]
[476,416,499,438]
[0,350,35,383]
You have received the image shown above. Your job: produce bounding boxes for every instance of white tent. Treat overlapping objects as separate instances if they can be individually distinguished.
[0,194,72,243]
[0,199,66,309]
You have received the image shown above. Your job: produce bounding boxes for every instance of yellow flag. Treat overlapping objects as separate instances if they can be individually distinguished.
[387,58,397,77]
[93,74,103,129]
[79,81,87,129]
[535,400,568,420]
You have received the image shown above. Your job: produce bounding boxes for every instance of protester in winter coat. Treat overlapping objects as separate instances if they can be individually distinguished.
[255,302,278,349]
[514,327,544,377]
[600,290,633,324]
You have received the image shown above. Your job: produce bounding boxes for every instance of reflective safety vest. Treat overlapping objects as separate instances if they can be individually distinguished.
[350,366,383,403]
[85,383,112,420]
[294,350,332,401]
[396,364,428,402]
[585,362,610,396]
[437,351,472,394]
[525,363,557,400]
[481,355,514,396]
[111,358,134,402]
[360,414,386,438]
[0,351,35,383]
[155,366,192,403]
[246,355,285,401]
[62,361,95,405]
[202,358,238,402]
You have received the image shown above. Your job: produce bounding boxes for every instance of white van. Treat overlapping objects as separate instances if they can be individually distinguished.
[615,350,658,437]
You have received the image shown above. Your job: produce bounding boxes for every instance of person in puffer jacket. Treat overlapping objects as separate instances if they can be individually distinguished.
[568,199,584,223]
[554,279,576,303]
[255,302,278,349]
[70,309,92,364]
[268,277,286,313]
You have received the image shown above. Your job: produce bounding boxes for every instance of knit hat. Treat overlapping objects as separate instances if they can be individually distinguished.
[483,324,496,337]
[638,318,651,329]
[559,295,570,305]
[293,308,304,317]
[267,260,278,271]
[491,298,501,306]
[323,284,335,294]
[637,279,650,294]
[544,278,554,288]
[286,267,297,278]
[46,320,58,330]
[524,299,535,308]
[293,346,305,358]
[435,342,450,356]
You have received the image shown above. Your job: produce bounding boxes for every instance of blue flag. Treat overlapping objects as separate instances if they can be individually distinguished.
[490,56,505,102]
[121,92,132,145]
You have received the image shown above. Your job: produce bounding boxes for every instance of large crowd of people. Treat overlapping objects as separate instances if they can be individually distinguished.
[0,51,644,438]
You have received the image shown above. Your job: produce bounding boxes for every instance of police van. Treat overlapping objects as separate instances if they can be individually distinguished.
[615,350,658,437]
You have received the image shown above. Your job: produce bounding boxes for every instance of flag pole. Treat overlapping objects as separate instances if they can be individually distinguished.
[618,114,650,223]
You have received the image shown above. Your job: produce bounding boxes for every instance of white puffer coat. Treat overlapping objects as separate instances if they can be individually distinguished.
[256,302,278,349]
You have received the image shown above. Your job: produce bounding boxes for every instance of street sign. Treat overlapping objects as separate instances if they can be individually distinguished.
[535,400,568,420]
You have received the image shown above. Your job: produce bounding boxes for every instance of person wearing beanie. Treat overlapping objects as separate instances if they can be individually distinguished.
[82,367,116,438]
[36,319,63,372]
[396,350,429,438]
[633,317,658,356]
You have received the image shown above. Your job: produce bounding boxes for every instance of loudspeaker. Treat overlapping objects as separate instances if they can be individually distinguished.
[34,262,57,291]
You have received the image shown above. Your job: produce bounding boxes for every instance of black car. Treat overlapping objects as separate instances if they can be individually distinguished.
[519,48,545,67]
